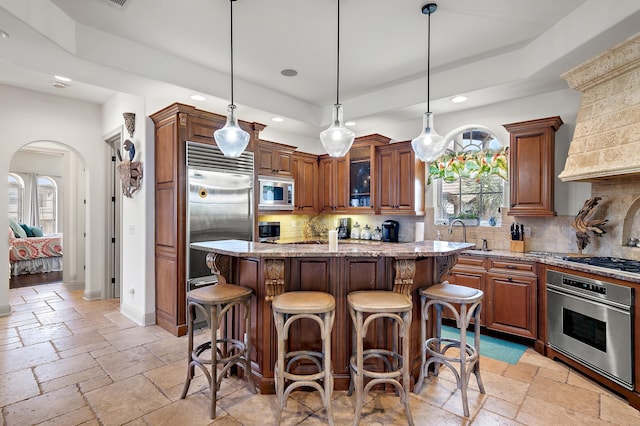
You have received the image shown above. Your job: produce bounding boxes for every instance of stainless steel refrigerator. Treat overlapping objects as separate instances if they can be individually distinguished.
[186,142,254,285]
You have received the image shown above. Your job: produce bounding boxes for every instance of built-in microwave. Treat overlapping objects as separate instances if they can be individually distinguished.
[258,176,294,210]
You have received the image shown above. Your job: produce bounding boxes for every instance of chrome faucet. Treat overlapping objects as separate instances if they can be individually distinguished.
[448,219,467,243]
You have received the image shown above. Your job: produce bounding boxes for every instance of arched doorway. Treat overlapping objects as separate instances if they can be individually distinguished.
[7,141,86,290]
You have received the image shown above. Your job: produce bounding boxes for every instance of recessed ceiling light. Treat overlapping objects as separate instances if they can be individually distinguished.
[0,30,9,39]
[52,82,66,89]
[281,69,298,77]
[345,121,356,127]
[54,75,72,82]
[190,94,206,101]
[272,117,284,122]
[451,95,468,103]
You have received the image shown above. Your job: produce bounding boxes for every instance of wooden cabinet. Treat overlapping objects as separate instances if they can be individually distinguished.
[504,116,562,217]
[150,103,263,336]
[257,140,295,177]
[318,156,348,213]
[486,259,537,339]
[377,141,416,214]
[445,255,537,339]
[292,152,318,213]
[347,135,388,212]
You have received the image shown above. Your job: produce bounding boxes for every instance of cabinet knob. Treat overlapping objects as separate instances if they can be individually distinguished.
[507,276,513,282]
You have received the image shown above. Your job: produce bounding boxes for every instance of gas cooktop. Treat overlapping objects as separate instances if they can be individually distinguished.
[561,256,640,274]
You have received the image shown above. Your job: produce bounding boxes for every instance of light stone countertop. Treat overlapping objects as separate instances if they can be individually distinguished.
[191,240,640,284]
[191,239,475,258]
[460,249,640,284]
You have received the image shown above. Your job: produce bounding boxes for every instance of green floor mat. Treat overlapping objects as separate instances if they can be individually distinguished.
[440,325,527,365]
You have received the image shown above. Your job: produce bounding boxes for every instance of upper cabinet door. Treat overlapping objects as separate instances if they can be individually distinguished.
[292,153,318,213]
[257,140,295,177]
[504,116,562,217]
[376,142,417,215]
[348,144,375,212]
[318,156,348,213]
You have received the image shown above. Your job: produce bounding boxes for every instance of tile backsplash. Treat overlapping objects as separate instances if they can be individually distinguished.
[260,180,639,261]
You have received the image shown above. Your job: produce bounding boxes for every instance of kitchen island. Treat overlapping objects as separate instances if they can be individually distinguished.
[191,239,473,393]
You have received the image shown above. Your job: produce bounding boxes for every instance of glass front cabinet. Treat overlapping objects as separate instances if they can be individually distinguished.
[348,134,389,212]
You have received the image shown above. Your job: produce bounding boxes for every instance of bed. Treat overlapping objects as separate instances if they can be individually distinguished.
[8,228,63,276]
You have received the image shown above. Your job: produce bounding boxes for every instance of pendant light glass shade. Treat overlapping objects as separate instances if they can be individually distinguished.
[320,0,354,157]
[214,104,250,158]
[412,3,447,163]
[214,0,249,158]
[411,112,446,162]
[320,104,355,157]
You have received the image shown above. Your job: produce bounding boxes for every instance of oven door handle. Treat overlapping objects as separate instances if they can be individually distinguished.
[547,284,632,314]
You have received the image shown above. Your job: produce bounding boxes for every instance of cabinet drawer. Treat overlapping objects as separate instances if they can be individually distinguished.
[454,255,486,268]
[489,259,536,275]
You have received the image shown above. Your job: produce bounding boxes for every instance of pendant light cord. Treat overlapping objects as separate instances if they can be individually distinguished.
[230,0,235,105]
[426,7,431,113]
[335,0,341,105]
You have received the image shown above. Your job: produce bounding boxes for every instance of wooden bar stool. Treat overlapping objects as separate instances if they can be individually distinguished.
[347,290,414,426]
[180,282,256,419]
[414,282,485,417]
[272,291,336,426]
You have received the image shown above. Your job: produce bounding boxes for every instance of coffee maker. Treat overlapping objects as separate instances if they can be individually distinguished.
[381,220,399,242]
[337,218,351,239]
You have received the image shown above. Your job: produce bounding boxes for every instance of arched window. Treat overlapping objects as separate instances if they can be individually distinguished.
[8,173,25,222]
[432,126,507,227]
[37,176,58,234]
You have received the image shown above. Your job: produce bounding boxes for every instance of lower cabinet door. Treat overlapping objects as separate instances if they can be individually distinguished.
[486,272,537,339]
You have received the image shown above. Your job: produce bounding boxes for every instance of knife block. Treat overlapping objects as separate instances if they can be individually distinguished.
[510,240,525,253]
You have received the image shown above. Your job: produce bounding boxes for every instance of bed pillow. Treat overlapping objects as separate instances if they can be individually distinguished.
[20,223,35,237]
[30,226,44,237]
[9,218,27,238]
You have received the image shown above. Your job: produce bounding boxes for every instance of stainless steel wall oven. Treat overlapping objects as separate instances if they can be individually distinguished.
[546,269,634,390]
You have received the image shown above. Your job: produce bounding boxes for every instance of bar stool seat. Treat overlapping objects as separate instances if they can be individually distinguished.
[414,282,485,417]
[180,283,256,419]
[272,291,336,426]
[347,290,414,426]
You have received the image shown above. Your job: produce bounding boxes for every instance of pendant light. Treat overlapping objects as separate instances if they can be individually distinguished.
[411,3,447,163]
[319,0,355,158]
[214,0,250,158]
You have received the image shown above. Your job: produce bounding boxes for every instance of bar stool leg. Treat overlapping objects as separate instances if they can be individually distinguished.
[242,297,257,394]
[401,310,414,426]
[458,303,470,417]
[273,311,286,426]
[352,309,365,426]
[433,302,443,376]
[415,295,427,393]
[323,310,336,426]
[473,303,485,394]
[210,304,220,419]
[180,302,196,399]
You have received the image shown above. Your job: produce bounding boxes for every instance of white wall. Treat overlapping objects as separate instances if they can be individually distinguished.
[102,93,155,326]
[0,84,108,314]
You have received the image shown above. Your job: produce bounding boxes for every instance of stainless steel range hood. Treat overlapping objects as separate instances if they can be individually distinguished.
[559,33,640,182]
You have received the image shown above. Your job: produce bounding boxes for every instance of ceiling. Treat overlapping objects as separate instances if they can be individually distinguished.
[1,0,640,152]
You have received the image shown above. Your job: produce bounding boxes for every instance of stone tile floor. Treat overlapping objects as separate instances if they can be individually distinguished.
[2,282,640,425]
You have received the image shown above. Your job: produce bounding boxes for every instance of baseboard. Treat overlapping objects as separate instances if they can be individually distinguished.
[64,281,84,291]
[0,304,11,317]
[83,289,102,300]
[120,302,156,326]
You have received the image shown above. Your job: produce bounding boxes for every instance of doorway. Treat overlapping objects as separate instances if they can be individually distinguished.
[8,142,85,289]
[105,131,123,298]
